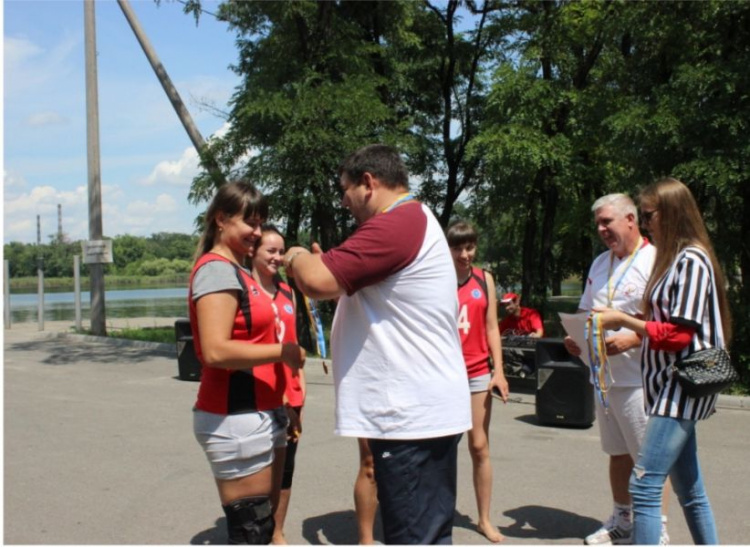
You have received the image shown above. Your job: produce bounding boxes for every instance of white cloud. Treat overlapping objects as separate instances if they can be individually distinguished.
[212,121,232,140]
[104,191,198,236]
[3,35,44,68]
[26,112,70,127]
[3,33,80,99]
[6,185,82,213]
[140,146,200,187]
[2,184,89,243]
[126,194,178,217]
[3,170,28,200]
[137,122,236,188]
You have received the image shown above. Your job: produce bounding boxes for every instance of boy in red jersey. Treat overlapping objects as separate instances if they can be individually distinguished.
[499,293,544,337]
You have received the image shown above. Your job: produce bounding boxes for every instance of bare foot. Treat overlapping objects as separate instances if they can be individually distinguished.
[477,521,505,543]
[271,532,288,545]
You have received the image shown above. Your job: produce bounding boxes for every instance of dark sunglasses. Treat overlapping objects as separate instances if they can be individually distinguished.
[640,209,658,223]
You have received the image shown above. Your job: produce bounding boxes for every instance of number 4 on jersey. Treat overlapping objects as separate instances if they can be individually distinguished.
[458,304,471,335]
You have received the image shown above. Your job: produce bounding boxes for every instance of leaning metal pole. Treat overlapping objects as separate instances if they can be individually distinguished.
[117,0,225,187]
[84,0,106,336]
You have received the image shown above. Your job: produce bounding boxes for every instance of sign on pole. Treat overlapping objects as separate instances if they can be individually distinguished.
[81,240,114,265]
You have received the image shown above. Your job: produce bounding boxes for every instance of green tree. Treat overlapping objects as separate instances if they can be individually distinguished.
[4,241,37,277]
[472,0,621,308]
[175,0,750,374]
[186,0,413,247]
[597,0,750,379]
[146,232,198,261]
[112,234,149,273]
[184,0,505,245]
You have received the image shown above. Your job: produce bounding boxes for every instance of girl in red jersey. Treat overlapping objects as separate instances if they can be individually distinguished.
[251,225,305,545]
[447,221,509,543]
[189,181,306,544]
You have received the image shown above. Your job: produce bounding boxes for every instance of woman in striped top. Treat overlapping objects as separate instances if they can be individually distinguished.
[596,178,732,544]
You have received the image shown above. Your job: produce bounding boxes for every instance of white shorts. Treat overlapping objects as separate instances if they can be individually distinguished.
[193,407,288,480]
[468,372,492,393]
[595,386,647,458]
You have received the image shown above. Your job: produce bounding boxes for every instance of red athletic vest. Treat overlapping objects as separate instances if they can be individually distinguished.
[189,253,285,414]
[457,267,491,378]
[274,282,304,407]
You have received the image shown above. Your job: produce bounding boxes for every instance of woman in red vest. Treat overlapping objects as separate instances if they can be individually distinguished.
[189,181,306,544]
[251,225,305,544]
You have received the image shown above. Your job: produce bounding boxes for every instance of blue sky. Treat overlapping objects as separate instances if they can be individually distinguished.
[3,0,240,244]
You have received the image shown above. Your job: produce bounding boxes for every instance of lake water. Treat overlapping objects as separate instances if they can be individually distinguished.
[8,283,583,329]
[8,287,189,323]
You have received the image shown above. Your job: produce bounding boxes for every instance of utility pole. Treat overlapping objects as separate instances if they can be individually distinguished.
[84,0,106,336]
[37,215,44,331]
[57,203,63,243]
[117,0,224,188]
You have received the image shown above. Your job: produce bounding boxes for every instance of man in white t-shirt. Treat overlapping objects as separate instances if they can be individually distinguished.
[284,144,471,545]
[564,193,669,546]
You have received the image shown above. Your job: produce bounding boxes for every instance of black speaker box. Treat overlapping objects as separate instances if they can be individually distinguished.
[175,318,201,381]
[535,338,595,427]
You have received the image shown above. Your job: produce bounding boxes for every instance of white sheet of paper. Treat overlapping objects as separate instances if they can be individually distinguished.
[558,312,590,366]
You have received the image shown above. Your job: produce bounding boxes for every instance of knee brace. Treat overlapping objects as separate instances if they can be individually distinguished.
[222,496,274,544]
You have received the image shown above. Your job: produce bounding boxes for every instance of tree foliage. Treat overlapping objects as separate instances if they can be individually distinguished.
[3,232,198,278]
[177,0,748,372]
[184,0,500,246]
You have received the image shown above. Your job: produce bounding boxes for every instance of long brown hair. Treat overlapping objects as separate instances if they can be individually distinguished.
[640,177,732,343]
[193,181,268,262]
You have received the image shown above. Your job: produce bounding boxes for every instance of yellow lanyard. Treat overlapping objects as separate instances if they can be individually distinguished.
[607,240,642,306]
[382,193,413,213]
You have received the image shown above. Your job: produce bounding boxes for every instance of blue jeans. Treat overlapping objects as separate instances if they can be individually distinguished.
[630,415,718,544]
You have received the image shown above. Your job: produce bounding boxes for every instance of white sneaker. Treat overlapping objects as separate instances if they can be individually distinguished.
[584,514,633,545]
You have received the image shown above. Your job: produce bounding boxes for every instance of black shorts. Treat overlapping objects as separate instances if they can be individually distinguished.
[281,405,303,489]
[369,433,462,545]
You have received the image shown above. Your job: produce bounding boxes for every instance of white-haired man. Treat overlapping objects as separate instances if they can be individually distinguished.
[564,193,669,545]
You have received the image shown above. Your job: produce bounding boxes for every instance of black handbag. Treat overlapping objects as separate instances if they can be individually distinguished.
[673,347,739,398]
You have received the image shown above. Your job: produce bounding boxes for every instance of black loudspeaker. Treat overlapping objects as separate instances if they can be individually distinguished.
[535,338,595,427]
[175,318,201,381]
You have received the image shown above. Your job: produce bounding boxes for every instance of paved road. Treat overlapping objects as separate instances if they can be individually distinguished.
[4,320,750,544]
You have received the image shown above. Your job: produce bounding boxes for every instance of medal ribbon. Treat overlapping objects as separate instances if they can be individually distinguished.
[585,312,614,411]
[304,295,328,373]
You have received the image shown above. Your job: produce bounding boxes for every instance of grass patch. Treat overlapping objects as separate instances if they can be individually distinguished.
[109,327,175,344]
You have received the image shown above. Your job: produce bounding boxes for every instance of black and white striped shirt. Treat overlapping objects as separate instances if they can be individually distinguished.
[641,246,725,420]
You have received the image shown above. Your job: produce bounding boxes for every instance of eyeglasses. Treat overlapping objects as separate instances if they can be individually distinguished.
[640,209,658,223]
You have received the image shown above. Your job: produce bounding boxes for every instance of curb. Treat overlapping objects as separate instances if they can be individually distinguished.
[715,394,750,411]
[39,332,750,411]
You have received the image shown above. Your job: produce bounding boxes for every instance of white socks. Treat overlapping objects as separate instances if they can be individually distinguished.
[614,502,632,529]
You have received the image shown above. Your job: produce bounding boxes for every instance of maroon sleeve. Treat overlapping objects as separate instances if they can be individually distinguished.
[321,201,427,295]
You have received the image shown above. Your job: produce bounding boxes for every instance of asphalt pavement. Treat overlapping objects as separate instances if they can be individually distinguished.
[3,319,750,545]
